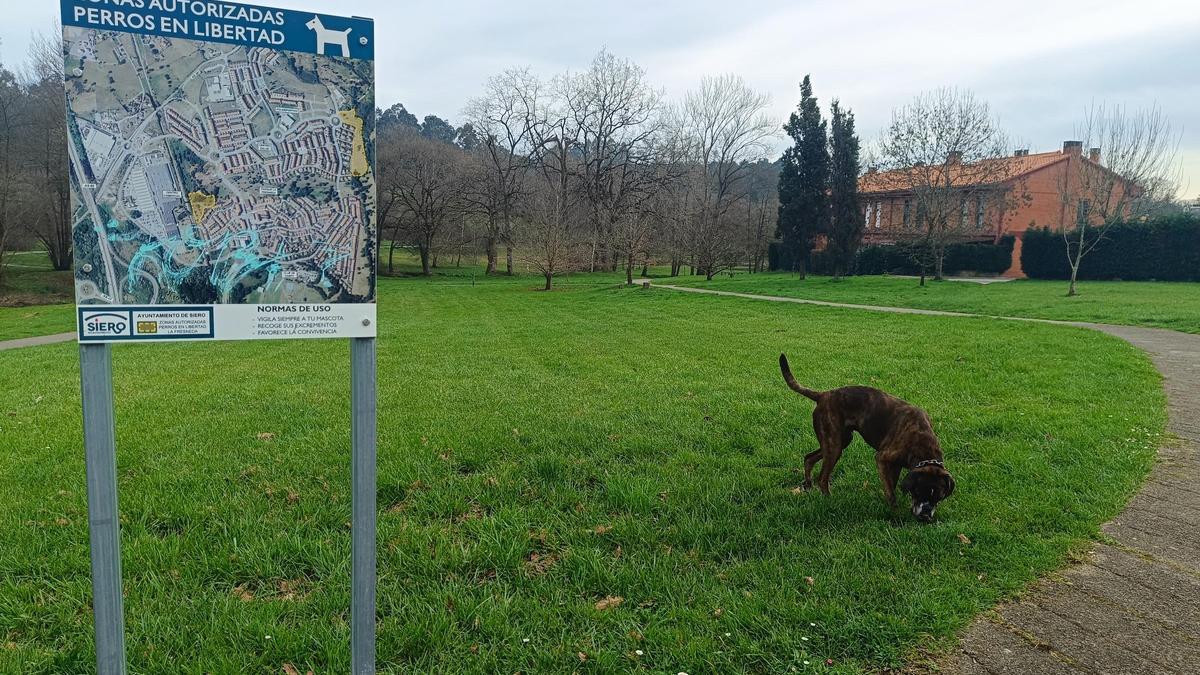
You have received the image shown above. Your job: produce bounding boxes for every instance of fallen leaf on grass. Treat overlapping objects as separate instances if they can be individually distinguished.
[790,487,805,495]
[525,551,559,576]
[256,432,275,442]
[712,607,724,618]
[592,524,612,535]
[278,579,306,601]
[595,595,624,611]
[232,584,254,602]
[577,652,588,662]
[958,533,972,545]
[286,489,300,504]
[805,576,815,586]
[55,518,70,526]
[281,664,313,675]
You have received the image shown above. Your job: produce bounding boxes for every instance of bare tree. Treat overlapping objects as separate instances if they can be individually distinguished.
[521,95,581,291]
[878,88,1018,284]
[391,134,469,275]
[561,49,663,273]
[0,61,27,289]
[20,29,71,271]
[1060,103,1179,296]
[462,68,541,275]
[674,74,776,280]
[374,134,407,274]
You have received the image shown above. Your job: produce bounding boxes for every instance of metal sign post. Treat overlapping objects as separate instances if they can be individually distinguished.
[350,336,377,673]
[80,343,127,674]
[62,0,379,670]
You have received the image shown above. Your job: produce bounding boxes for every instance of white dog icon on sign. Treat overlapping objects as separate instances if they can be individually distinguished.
[306,16,352,56]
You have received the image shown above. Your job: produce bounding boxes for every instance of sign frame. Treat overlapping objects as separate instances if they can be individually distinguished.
[62,0,379,671]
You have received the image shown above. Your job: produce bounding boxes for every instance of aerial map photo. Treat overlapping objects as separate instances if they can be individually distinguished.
[64,25,376,306]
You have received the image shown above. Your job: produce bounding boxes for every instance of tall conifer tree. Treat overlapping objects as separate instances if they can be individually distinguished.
[827,99,862,278]
[776,75,829,278]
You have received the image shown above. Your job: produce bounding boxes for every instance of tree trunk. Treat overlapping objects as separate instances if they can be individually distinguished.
[506,245,514,276]
[919,266,927,287]
[796,258,807,280]
[419,247,431,276]
[1067,226,1085,296]
[934,249,945,280]
[387,239,397,275]
[543,272,552,291]
[485,237,498,274]
[625,250,634,285]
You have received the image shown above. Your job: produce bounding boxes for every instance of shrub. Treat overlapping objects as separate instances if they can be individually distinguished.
[1020,216,1200,281]
[778,236,1015,276]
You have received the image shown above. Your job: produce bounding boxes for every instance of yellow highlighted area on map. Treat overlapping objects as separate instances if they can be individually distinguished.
[187,191,216,224]
[338,109,370,177]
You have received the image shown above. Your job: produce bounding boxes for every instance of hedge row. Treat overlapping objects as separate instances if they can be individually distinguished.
[1020,216,1200,281]
[771,236,1014,276]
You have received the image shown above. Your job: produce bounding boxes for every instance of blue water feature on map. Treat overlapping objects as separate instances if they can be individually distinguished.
[116,220,304,299]
[61,0,374,61]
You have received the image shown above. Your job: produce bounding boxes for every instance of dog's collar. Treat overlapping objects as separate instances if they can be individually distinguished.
[911,459,944,471]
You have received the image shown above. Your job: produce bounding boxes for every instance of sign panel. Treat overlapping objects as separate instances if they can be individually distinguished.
[62,0,376,342]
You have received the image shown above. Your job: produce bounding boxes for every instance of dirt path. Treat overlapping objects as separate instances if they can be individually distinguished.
[0,332,75,351]
[641,282,1200,674]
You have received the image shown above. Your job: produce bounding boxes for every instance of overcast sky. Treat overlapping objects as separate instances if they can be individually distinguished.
[5,0,1199,197]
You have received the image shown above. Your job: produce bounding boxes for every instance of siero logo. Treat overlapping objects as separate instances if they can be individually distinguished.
[82,312,131,338]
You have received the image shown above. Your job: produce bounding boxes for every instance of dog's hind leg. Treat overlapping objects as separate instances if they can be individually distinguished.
[801,449,822,490]
[815,426,852,496]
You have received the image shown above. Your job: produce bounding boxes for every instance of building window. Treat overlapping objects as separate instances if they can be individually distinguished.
[875,201,882,229]
[1077,199,1091,226]
[960,199,969,227]
[975,196,985,228]
[864,203,873,228]
[903,199,912,227]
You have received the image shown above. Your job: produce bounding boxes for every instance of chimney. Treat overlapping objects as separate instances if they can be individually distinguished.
[1089,147,1101,163]
[946,150,962,165]
[1013,149,1029,157]
[1062,140,1083,155]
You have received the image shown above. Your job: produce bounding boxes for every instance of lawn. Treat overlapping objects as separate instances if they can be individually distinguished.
[669,272,1200,334]
[0,304,75,342]
[0,274,1164,673]
[0,250,73,307]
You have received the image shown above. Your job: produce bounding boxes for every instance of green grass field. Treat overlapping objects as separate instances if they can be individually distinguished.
[0,251,73,307]
[0,274,1164,673]
[670,273,1200,334]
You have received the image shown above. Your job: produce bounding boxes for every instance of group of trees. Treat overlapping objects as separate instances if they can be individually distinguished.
[0,33,1181,299]
[0,35,71,289]
[775,75,861,279]
[377,51,780,288]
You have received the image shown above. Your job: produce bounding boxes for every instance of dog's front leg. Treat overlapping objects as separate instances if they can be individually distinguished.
[877,458,901,508]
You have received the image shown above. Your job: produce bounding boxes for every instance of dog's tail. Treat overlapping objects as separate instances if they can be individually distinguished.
[779,353,822,402]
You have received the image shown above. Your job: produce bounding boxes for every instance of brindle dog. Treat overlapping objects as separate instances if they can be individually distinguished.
[779,354,955,521]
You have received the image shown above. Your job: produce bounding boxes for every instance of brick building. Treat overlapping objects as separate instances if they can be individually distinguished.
[858,141,1137,276]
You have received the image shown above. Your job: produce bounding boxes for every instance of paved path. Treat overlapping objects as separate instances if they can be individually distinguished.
[640,281,1200,674]
[0,332,75,351]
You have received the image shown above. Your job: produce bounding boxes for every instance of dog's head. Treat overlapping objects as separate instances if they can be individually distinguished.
[900,462,955,522]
